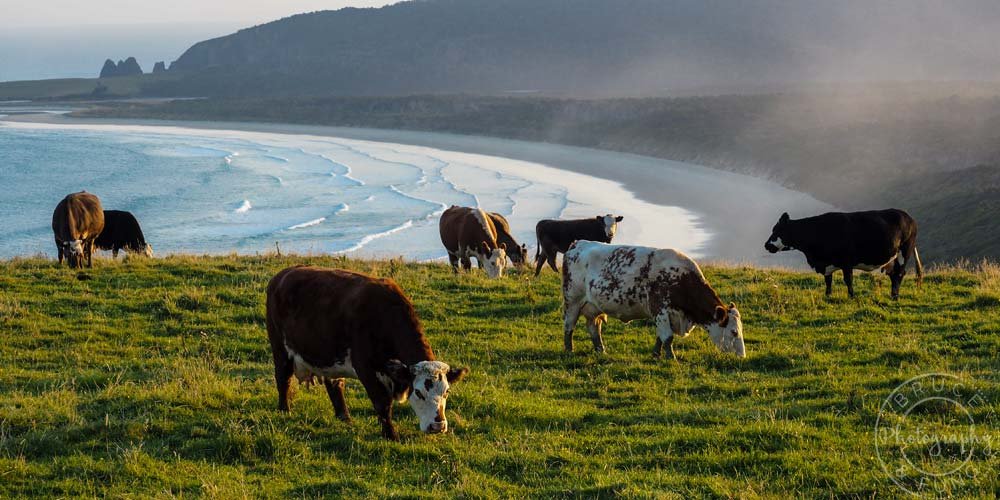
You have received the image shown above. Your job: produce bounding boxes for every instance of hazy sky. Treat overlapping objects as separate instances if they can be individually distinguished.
[0,0,395,28]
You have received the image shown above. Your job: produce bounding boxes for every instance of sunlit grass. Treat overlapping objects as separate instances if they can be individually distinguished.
[0,255,997,497]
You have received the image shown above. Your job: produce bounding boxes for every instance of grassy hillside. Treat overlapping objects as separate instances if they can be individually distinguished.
[1,256,998,497]
[0,74,182,100]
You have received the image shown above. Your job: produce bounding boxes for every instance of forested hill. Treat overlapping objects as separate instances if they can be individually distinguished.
[158,0,1000,97]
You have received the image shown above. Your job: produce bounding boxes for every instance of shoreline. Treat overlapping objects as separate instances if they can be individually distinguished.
[1,113,831,265]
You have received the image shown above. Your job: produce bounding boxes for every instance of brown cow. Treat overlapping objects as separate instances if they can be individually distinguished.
[439,206,507,278]
[266,266,469,441]
[489,212,528,267]
[51,191,105,268]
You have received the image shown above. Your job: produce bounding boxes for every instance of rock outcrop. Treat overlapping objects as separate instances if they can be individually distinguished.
[98,57,144,78]
[152,62,167,74]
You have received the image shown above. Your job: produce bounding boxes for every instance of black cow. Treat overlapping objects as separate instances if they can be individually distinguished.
[534,214,623,276]
[764,209,923,299]
[96,210,153,258]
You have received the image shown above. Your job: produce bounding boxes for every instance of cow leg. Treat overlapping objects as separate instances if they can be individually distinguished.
[824,273,833,296]
[447,252,460,273]
[324,378,351,422]
[113,248,120,259]
[85,240,94,268]
[655,315,676,360]
[547,253,558,273]
[534,251,547,276]
[273,353,294,412]
[652,337,663,358]
[461,256,472,271]
[586,314,607,353]
[889,261,905,300]
[55,239,63,265]
[358,373,398,441]
[563,302,583,352]
[842,268,855,298]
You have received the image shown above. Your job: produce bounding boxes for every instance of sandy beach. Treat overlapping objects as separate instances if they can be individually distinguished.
[2,113,831,265]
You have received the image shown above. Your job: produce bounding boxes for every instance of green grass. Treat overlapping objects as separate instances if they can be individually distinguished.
[0,74,180,100]
[1,255,998,498]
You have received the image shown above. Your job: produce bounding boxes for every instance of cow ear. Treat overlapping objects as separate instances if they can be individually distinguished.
[779,212,790,223]
[499,242,507,251]
[384,359,412,387]
[714,305,728,326]
[480,241,490,253]
[729,301,737,310]
[447,366,469,384]
[615,215,623,222]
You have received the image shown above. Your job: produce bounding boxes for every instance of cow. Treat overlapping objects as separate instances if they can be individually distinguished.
[96,210,153,258]
[439,206,508,278]
[764,210,923,299]
[488,212,528,267]
[561,241,745,359]
[266,266,469,441]
[534,214,623,276]
[51,191,105,269]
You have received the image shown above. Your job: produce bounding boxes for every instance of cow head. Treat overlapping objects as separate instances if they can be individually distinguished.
[478,241,507,278]
[599,215,624,242]
[508,243,529,267]
[705,302,746,358]
[764,213,794,253]
[62,240,84,268]
[385,360,469,434]
[142,244,154,258]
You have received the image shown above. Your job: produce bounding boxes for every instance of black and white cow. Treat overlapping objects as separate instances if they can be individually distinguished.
[764,209,923,299]
[534,214,623,276]
[561,241,745,359]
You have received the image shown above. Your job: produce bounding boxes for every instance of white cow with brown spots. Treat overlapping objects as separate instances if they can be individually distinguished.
[561,241,746,359]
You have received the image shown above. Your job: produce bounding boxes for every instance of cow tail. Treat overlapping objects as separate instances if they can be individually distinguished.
[912,246,924,285]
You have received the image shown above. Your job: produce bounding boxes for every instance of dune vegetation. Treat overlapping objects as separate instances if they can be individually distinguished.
[1,255,998,497]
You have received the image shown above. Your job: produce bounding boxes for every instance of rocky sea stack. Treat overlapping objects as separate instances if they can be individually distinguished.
[99,57,143,78]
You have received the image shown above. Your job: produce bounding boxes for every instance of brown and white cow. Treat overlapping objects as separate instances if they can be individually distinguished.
[51,191,105,269]
[561,241,745,359]
[266,266,469,441]
[488,212,528,267]
[439,205,507,278]
[535,214,623,276]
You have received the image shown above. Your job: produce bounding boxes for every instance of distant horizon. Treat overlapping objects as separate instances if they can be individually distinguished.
[0,0,394,29]
[0,0,396,81]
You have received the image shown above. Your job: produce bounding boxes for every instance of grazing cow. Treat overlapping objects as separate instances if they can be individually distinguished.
[535,214,623,276]
[96,210,153,258]
[51,191,105,268]
[266,266,469,441]
[488,212,528,267]
[439,206,508,278]
[764,209,923,299]
[561,241,745,359]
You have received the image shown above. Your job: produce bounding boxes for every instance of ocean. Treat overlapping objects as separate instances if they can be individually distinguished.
[0,121,709,261]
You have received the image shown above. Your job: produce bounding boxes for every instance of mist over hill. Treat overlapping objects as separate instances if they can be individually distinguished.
[158,0,1000,97]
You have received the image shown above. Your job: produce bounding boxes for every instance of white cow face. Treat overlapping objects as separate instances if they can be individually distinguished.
[387,360,469,434]
[479,242,507,278]
[62,240,84,267]
[600,215,624,241]
[765,212,793,253]
[705,303,746,358]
